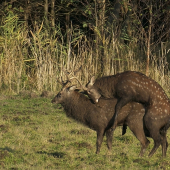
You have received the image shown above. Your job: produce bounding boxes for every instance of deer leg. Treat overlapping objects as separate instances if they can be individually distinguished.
[112,97,131,130]
[144,108,169,157]
[132,131,149,157]
[145,122,162,157]
[161,136,167,157]
[139,139,150,157]
[160,123,170,155]
[106,129,113,154]
[160,130,168,157]
[148,126,168,157]
[148,137,162,157]
[127,121,150,157]
[96,129,105,154]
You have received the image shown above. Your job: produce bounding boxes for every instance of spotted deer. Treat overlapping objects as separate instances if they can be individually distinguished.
[84,71,170,157]
[51,81,151,155]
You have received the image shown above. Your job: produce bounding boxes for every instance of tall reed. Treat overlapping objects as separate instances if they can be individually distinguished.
[0,12,170,95]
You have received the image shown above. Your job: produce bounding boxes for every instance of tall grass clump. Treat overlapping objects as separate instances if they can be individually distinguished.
[0,7,170,95]
[0,10,27,94]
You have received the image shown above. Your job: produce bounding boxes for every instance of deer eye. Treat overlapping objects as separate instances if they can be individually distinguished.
[88,90,93,94]
[87,90,91,94]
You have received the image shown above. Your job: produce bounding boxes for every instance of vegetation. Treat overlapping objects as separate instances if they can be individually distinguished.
[0,93,169,169]
[0,1,170,169]
[0,0,170,94]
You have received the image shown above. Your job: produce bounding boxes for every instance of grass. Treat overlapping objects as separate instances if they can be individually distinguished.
[0,93,170,169]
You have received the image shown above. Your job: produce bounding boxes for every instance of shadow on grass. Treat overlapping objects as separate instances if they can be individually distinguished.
[0,147,14,153]
[37,151,66,158]
[133,158,150,166]
[0,147,14,160]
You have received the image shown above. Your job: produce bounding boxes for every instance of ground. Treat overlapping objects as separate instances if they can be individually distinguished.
[0,91,169,169]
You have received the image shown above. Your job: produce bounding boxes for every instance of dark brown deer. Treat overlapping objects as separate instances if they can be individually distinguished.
[84,71,170,157]
[51,82,151,155]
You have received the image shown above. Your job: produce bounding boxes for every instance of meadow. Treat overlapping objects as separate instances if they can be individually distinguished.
[0,91,169,170]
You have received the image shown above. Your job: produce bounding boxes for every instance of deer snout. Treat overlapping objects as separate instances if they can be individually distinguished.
[95,99,99,103]
[90,94,101,103]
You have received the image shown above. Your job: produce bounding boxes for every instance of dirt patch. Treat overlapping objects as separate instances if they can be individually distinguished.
[115,135,134,144]
[40,91,54,98]
[0,150,9,160]
[11,115,31,125]
[12,116,31,124]
[0,95,8,101]
[9,168,18,170]
[133,158,150,166]
[70,129,90,135]
[12,115,30,121]
[19,90,38,99]
[50,152,66,158]
[0,125,9,133]
[2,115,10,121]
[37,151,66,158]
[71,141,93,150]
[0,95,18,101]
[159,160,170,170]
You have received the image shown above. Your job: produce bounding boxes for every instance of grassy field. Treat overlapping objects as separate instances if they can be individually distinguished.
[0,92,170,170]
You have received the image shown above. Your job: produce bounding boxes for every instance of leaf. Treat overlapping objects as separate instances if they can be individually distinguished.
[83,22,87,28]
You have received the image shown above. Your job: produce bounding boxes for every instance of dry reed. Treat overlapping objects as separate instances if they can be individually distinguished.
[0,14,170,95]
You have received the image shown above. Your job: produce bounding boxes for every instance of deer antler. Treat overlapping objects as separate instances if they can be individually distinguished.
[62,66,82,77]
[69,77,87,91]
[61,66,87,90]
[57,77,71,89]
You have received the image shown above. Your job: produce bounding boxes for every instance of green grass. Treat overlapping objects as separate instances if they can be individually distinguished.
[0,94,170,169]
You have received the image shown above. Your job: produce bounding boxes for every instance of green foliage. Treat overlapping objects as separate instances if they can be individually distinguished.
[0,10,23,44]
[83,22,88,28]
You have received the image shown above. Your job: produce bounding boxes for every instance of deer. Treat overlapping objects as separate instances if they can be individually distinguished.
[84,71,170,157]
[51,79,152,155]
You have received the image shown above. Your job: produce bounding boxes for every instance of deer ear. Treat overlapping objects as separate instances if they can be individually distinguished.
[89,76,96,85]
[69,86,77,92]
